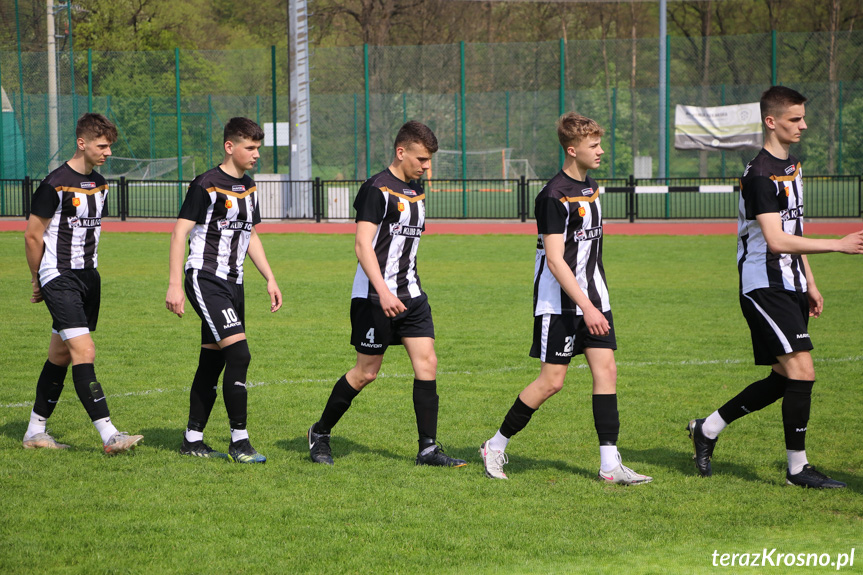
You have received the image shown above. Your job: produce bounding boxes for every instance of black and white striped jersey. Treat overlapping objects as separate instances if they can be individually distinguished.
[533,171,610,316]
[178,166,261,285]
[30,162,108,286]
[737,149,806,294]
[351,169,425,301]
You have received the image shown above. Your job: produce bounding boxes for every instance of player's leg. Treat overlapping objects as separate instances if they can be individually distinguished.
[308,297,389,465]
[40,270,141,454]
[688,289,803,477]
[23,333,71,449]
[585,347,651,485]
[776,350,842,488]
[185,270,255,462]
[481,313,570,479]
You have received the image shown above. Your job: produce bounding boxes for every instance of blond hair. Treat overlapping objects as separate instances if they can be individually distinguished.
[557,112,604,150]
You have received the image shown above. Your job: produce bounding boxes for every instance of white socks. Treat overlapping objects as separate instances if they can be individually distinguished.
[230,428,249,443]
[185,429,204,443]
[787,450,809,475]
[487,430,509,452]
[25,410,48,440]
[93,417,118,444]
[599,445,620,472]
[701,411,728,439]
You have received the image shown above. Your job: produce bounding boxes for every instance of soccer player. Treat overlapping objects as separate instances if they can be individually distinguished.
[479,113,652,484]
[687,86,863,488]
[307,121,466,468]
[166,117,282,464]
[22,113,143,454]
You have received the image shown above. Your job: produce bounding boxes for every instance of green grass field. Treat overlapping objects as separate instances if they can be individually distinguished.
[1,231,861,574]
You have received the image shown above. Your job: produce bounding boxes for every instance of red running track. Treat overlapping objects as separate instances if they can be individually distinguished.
[0,219,859,236]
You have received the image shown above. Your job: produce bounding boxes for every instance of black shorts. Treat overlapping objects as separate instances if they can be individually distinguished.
[350,293,435,355]
[40,269,101,340]
[185,269,246,345]
[740,288,813,365]
[530,310,617,364]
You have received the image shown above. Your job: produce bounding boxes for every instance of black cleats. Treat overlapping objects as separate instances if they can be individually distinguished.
[786,464,846,489]
[180,436,228,459]
[228,438,266,464]
[687,418,717,477]
[308,425,334,465]
[416,444,467,467]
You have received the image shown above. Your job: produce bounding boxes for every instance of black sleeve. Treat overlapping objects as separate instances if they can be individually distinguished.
[535,196,567,235]
[742,176,781,219]
[177,184,210,223]
[30,183,60,219]
[252,199,261,226]
[353,183,386,224]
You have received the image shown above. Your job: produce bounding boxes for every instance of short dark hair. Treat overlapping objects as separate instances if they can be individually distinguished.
[394,121,438,154]
[224,117,265,143]
[76,113,117,143]
[760,86,807,123]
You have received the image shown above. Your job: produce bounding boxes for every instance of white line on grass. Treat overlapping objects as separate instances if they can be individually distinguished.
[2,355,860,409]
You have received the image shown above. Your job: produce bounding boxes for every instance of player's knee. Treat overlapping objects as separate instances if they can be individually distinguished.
[544,378,565,397]
[359,369,378,385]
[49,346,72,367]
[222,340,251,368]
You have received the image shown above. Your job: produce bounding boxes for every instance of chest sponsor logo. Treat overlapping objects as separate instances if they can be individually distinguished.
[574,226,602,242]
[784,165,796,175]
[72,197,81,207]
[225,199,233,209]
[389,223,422,238]
[402,188,417,196]
[780,206,803,222]
[578,206,586,217]
[581,187,595,197]
[80,182,97,189]
[67,216,101,229]
[217,219,253,232]
[232,185,246,192]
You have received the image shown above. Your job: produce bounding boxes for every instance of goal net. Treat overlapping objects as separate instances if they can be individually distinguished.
[504,158,539,180]
[101,156,196,180]
[429,148,512,181]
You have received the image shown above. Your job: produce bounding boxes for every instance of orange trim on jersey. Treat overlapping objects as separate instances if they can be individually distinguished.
[206,185,257,199]
[56,184,108,196]
[769,162,801,182]
[380,186,425,203]
[558,193,599,204]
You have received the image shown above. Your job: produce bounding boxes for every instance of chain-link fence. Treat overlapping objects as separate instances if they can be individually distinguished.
[2,30,863,184]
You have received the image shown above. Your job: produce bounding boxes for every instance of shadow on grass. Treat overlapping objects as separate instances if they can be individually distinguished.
[139,427,183,452]
[276,434,406,463]
[0,420,27,443]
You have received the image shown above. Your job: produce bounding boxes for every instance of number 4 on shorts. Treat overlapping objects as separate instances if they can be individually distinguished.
[366,327,375,343]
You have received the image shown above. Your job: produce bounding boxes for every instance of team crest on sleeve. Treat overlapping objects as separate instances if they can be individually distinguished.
[72,197,81,207]
[398,202,406,212]
[225,200,233,209]
[784,187,790,197]
[578,206,586,217]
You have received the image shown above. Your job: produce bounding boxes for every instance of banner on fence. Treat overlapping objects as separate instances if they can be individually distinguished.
[674,103,762,151]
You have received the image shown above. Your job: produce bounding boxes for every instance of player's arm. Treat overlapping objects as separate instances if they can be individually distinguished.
[24,214,50,303]
[756,212,863,255]
[246,228,282,313]
[800,255,823,318]
[543,233,609,336]
[355,220,405,318]
[166,217,196,317]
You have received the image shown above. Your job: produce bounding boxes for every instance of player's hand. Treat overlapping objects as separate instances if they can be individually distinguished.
[165,285,185,317]
[582,305,610,336]
[30,276,43,304]
[837,230,863,254]
[379,290,406,318]
[267,279,282,312]
[807,284,824,318]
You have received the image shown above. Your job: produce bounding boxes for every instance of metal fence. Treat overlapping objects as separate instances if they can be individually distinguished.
[4,30,863,182]
[4,175,860,223]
